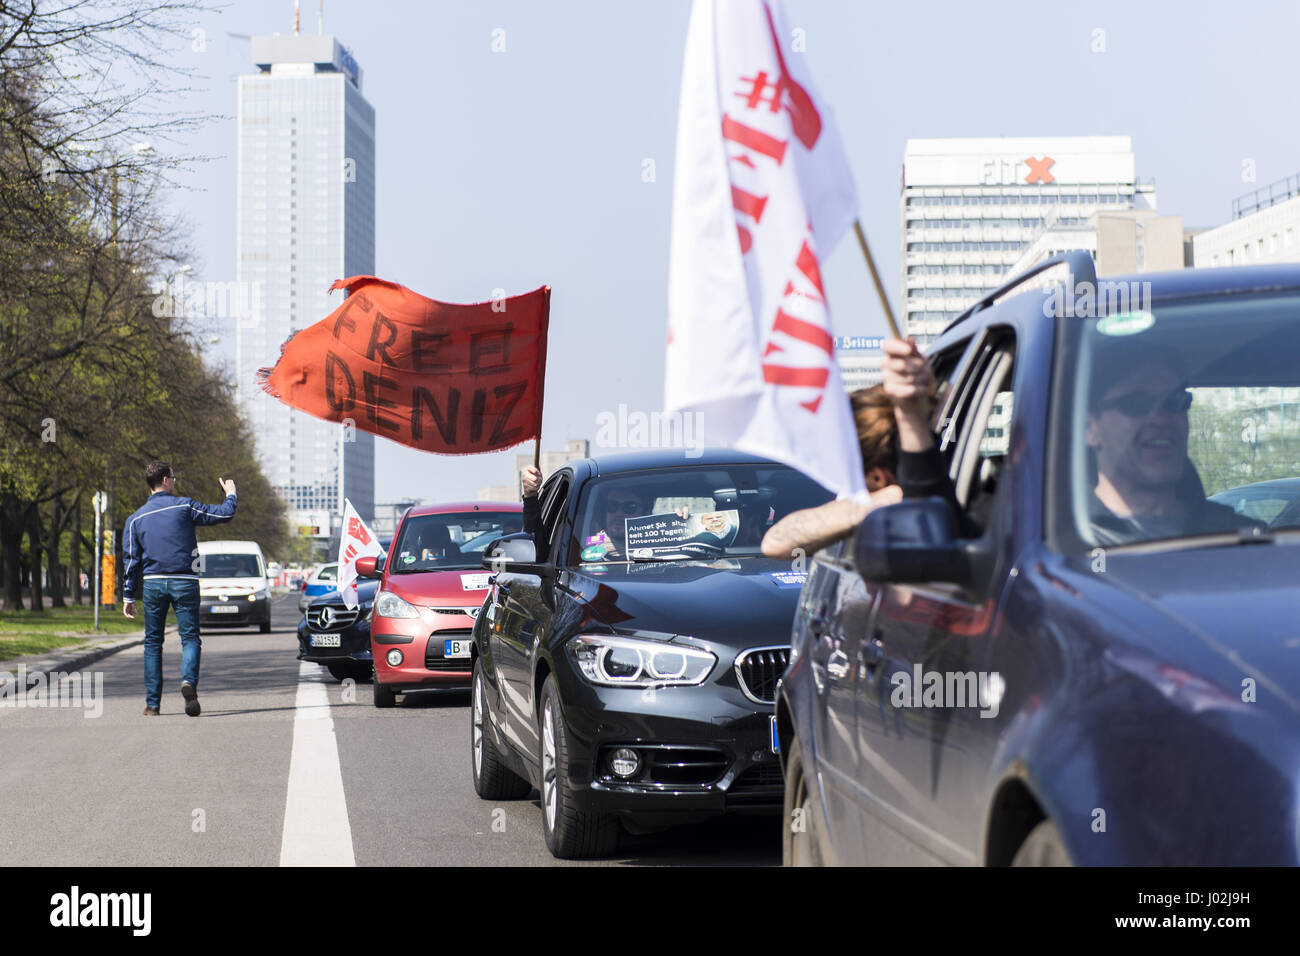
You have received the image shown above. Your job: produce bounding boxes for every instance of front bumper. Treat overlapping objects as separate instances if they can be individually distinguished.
[199,596,270,627]
[548,669,783,820]
[370,611,477,691]
[296,617,374,664]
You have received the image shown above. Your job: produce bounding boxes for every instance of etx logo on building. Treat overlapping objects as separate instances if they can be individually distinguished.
[836,335,883,351]
[981,155,1055,185]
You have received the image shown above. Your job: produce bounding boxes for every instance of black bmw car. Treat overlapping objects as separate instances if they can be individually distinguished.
[296,576,380,683]
[469,449,832,858]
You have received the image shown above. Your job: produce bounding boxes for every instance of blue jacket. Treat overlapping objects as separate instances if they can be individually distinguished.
[122,492,238,600]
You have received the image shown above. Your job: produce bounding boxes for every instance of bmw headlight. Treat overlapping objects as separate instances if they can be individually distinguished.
[374,590,419,619]
[568,634,715,688]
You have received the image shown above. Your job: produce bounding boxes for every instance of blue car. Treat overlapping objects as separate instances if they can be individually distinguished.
[777,254,1300,866]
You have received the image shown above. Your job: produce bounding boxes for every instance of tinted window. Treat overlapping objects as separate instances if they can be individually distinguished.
[1054,292,1300,547]
[570,464,832,564]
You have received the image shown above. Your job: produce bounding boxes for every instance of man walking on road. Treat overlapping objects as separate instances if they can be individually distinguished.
[122,461,238,717]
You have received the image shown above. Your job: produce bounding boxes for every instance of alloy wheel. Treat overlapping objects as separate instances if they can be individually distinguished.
[472,672,484,779]
[542,698,558,832]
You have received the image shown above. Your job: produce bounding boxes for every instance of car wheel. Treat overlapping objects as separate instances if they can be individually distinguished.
[1012,819,1073,867]
[259,620,272,634]
[373,680,397,708]
[471,660,532,800]
[782,734,823,866]
[538,674,619,859]
[326,663,352,683]
[349,662,373,683]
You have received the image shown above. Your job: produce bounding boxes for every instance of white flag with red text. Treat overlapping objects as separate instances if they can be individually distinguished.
[337,498,382,610]
[664,0,865,498]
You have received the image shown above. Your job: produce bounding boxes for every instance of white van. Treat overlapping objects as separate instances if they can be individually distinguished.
[197,540,272,633]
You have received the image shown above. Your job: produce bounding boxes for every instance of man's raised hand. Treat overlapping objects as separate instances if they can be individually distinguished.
[521,466,541,499]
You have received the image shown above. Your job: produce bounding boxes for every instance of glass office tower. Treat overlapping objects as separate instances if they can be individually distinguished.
[236,34,375,528]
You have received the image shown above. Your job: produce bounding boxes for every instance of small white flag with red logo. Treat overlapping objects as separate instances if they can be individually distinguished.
[665,0,865,498]
[337,498,382,610]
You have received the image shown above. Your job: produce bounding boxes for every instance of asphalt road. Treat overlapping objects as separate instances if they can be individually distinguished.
[0,594,778,866]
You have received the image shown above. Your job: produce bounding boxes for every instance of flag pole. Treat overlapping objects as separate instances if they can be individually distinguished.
[853,220,902,339]
[532,286,551,475]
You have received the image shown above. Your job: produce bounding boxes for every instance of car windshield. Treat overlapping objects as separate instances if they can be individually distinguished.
[1054,290,1300,549]
[570,463,832,564]
[390,511,523,572]
[200,554,263,578]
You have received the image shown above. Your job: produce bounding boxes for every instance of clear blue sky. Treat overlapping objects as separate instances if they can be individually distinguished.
[164,0,1299,504]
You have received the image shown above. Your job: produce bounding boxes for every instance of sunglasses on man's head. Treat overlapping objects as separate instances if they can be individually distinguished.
[605,499,644,515]
[1100,388,1193,418]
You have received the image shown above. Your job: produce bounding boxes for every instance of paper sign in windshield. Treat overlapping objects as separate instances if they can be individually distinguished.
[623,510,740,558]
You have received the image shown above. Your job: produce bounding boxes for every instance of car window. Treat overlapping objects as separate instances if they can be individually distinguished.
[955,346,1016,520]
[568,464,832,564]
[391,512,523,572]
[1052,291,1300,549]
[317,565,337,582]
[537,475,571,563]
[200,554,263,578]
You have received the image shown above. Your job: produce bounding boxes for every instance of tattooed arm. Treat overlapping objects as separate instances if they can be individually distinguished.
[761,486,903,559]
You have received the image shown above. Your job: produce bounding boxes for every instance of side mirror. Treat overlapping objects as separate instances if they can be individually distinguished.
[854,497,967,584]
[483,533,555,578]
[356,555,380,579]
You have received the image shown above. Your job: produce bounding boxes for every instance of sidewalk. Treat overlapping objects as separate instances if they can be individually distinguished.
[0,622,175,688]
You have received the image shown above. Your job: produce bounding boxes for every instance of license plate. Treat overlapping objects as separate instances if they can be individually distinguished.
[210,605,239,614]
[444,639,472,658]
[770,715,780,754]
[310,633,341,647]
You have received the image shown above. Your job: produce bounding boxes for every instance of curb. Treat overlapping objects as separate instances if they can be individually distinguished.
[1,622,178,688]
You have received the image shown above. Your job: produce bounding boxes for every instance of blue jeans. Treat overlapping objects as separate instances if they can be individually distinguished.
[142,578,201,708]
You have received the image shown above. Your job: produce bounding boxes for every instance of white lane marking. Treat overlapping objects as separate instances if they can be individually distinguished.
[280,661,355,866]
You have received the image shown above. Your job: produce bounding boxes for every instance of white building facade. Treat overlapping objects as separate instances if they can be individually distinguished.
[236,34,376,526]
[1192,179,1300,268]
[901,136,1155,344]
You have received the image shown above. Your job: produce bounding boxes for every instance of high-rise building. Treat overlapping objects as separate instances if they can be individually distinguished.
[901,136,1155,345]
[1192,175,1300,268]
[236,33,375,525]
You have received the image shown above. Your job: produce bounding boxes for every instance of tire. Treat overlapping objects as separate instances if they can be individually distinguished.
[471,659,531,800]
[326,663,352,683]
[349,662,373,683]
[259,620,272,634]
[373,680,397,708]
[538,674,619,859]
[1011,819,1073,867]
[781,734,824,866]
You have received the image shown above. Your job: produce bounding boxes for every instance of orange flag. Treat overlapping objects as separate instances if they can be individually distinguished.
[259,276,550,454]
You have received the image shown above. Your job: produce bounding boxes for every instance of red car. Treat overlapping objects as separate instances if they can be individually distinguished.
[358,502,524,707]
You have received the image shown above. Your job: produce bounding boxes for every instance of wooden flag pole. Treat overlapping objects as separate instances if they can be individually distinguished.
[532,286,551,476]
[853,220,902,340]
